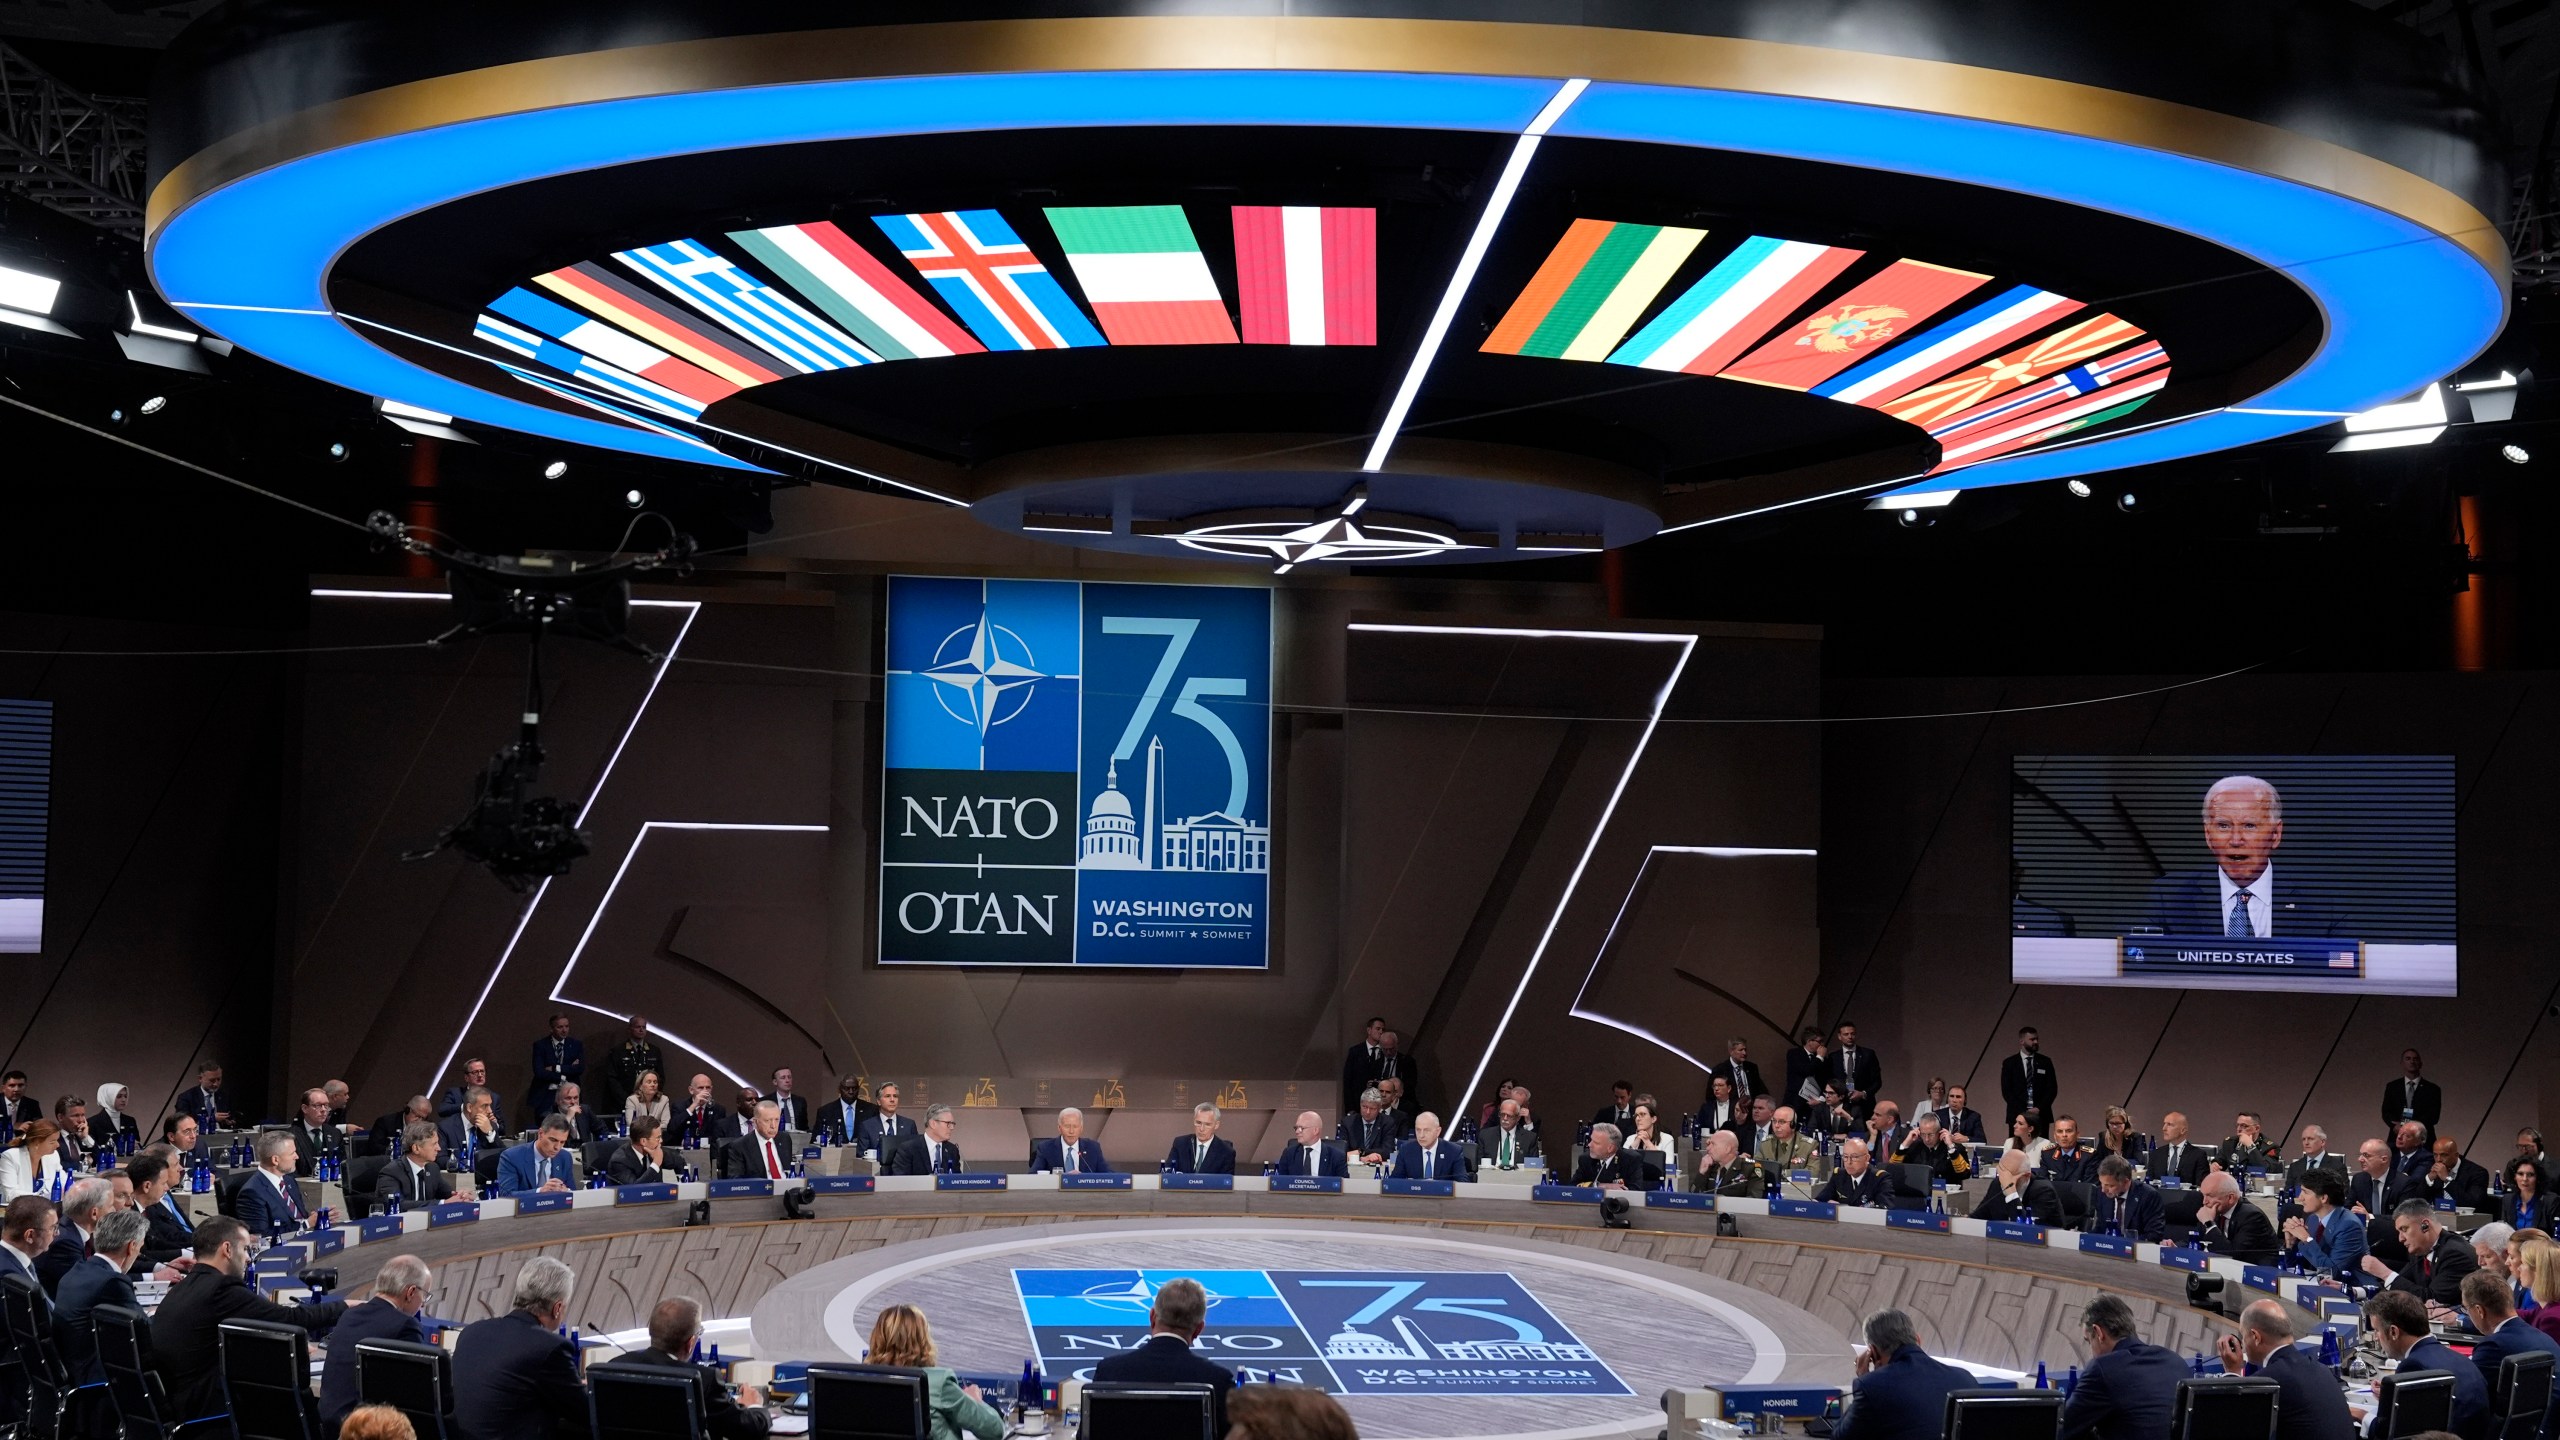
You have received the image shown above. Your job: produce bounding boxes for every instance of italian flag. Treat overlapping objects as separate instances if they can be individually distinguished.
[1044,205,1238,345]
[1233,206,1376,345]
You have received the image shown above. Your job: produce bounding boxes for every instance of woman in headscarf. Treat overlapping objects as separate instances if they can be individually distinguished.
[91,1082,139,1154]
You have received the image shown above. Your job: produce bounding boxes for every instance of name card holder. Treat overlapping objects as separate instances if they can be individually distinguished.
[808,1174,875,1195]
[615,1183,678,1205]
[426,1201,479,1228]
[1382,1178,1455,1198]
[2158,1246,2212,1272]
[1269,1175,1342,1194]
[251,1249,308,1276]
[1886,1209,1950,1233]
[514,1192,574,1214]
[1770,1197,1835,1221]
[936,1172,1006,1190]
[1161,1173,1232,1191]
[359,1214,407,1244]
[305,1228,347,1256]
[2078,1233,2136,1258]
[1644,1190,1713,1211]
[2241,1265,2283,1294]
[1531,1183,1604,1204]
[1986,1220,2047,1246]
[1062,1173,1132,1190]
[708,1179,775,1199]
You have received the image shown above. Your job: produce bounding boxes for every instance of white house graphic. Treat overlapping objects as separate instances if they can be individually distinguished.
[1079,734,1269,874]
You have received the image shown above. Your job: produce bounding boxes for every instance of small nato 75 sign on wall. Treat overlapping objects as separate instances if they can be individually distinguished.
[881,576,1273,967]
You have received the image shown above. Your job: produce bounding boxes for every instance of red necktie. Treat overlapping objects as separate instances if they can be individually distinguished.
[763,1140,781,1180]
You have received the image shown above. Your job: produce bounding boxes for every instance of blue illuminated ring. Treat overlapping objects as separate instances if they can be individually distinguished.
[148,69,2505,492]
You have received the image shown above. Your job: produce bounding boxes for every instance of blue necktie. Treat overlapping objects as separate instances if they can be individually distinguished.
[2227,890,2254,937]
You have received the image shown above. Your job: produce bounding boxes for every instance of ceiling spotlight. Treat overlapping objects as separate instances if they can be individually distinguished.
[138,395,167,416]
[543,460,569,480]
[2117,492,2141,513]
[2066,479,2093,498]
[1896,508,1933,529]
[107,406,127,426]
[326,441,349,463]
[0,263,61,317]
[624,489,645,508]
[2502,444,2530,465]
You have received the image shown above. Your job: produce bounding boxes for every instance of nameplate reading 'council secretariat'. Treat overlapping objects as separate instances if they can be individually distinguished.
[881,576,1273,967]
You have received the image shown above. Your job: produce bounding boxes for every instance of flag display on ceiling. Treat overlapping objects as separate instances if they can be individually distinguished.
[729,221,986,362]
[876,210,1106,352]
[1232,205,1377,346]
[1605,235,1863,375]
[1484,218,1708,361]
[1813,285,2084,406]
[1044,205,1239,345]
[1718,258,1989,391]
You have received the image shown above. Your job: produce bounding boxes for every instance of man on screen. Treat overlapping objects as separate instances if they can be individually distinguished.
[2143,774,2344,939]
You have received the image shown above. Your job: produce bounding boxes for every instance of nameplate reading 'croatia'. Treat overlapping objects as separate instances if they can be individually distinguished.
[1382,1178,1455,1198]
[1160,1173,1231,1190]
[2077,1233,2135,1258]
[614,1183,677,1205]
[1061,1172,1132,1190]
[937,1172,1007,1190]
[1769,1197,1835,1220]
[709,1179,775,1198]
[808,1174,876,1194]
[1887,1209,1950,1232]
[514,1192,574,1214]
[1644,1190,1713,1211]
[1268,1174,1341,1194]
[1532,1183,1604,1204]
[2158,1246,2212,1272]
[1986,1220,2047,1245]
[427,1201,480,1227]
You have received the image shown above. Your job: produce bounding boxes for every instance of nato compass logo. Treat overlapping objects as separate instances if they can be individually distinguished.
[921,611,1048,738]
[1067,1275,1234,1316]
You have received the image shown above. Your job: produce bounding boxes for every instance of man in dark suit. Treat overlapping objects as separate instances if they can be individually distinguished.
[1339,1090,1402,1168]
[0,1070,39,1140]
[1373,1029,1419,1116]
[549,1085,601,1148]
[452,1256,590,1440]
[438,1060,490,1120]
[1937,1085,1986,1144]
[234,1131,310,1240]
[2089,1157,2167,1242]
[2044,1116,2103,1186]
[1481,1100,1540,1171]
[2460,1269,2560,1423]
[438,1086,507,1168]
[2215,1300,2356,1440]
[716,1102,793,1182]
[765,1069,810,1137]
[1031,1108,1110,1174]
[672,1074,738,1151]
[152,1217,349,1420]
[2147,1112,2210,1187]
[1816,1140,1892,1208]
[1591,1082,1636,1135]
[1999,1026,2059,1129]
[1389,1113,1465,1182]
[172,1064,232,1129]
[1784,1030,1829,1108]
[1716,1040,1765,1107]
[2142,775,2347,938]
[526,1015,585,1124]
[1973,1153,2063,1225]
[2384,1048,2443,1140]
[2284,1125,2349,1192]
[2368,1289,2489,1440]
[884,1105,963,1177]
[606,1119,667,1186]
[1273,1111,1347,1178]
[289,1088,346,1177]
[369,1095,434,1158]
[851,1084,913,1156]
[51,1207,146,1383]
[1572,1124,1656,1190]
[1825,1022,1882,1123]
[125,1154,195,1267]
[1695,1074,1746,1142]
[1091,1278,1235,1431]
[34,1176,107,1296]
[2061,1295,2186,1440]
[319,1255,433,1425]
[1164,1105,1237,1175]
[1834,1308,1973,1440]
[595,1296,768,1440]
[2363,1199,2479,1312]
[376,1122,468,1211]
[1341,1017,1387,1112]
[2422,1138,2492,1214]
[2197,1173,2280,1263]
[818,1076,876,1148]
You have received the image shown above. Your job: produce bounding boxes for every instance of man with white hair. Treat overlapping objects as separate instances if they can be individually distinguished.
[1972,1150,2062,1225]
[453,1256,588,1440]
[2196,1171,2279,1264]
[2284,1124,2346,1190]
[1164,1103,1235,1175]
[1034,1106,1108,1174]
[34,1175,110,1293]
[320,1255,433,1424]
[51,1206,145,1382]
[2145,773,2342,937]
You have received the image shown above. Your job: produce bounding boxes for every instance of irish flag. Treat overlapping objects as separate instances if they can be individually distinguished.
[1043,205,1238,345]
[1483,219,1706,361]
[1233,206,1375,345]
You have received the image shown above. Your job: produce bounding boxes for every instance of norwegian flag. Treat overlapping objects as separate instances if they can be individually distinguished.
[1882,313,2148,429]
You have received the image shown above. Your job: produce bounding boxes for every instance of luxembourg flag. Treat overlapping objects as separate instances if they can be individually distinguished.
[728,222,983,362]
[1608,235,1862,375]
[1233,206,1375,345]
[1044,205,1239,345]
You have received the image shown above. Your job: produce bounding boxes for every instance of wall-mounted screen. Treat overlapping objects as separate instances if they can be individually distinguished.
[2010,755,2454,996]
[880,576,1271,967]
[0,699,50,953]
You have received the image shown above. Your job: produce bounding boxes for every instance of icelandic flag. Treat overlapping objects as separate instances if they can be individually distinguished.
[1233,206,1376,346]
[876,210,1104,352]
[1043,205,1238,346]
[614,239,878,373]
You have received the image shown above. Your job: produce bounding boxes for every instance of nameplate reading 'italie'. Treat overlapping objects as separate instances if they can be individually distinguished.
[881,576,1273,968]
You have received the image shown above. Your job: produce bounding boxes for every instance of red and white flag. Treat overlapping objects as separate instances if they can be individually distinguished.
[1233,206,1376,346]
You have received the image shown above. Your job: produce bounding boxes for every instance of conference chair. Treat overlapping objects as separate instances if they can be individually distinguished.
[2167,1375,2279,1439]
[806,1362,930,1440]
[2491,1349,2555,1440]
[2052,1182,2095,1228]
[2161,1188,2206,1230]
[582,1141,619,1179]
[219,1318,321,1440]
[2372,1368,2456,1438]
[1890,1163,1935,1204]
[1942,1388,2064,1439]
[355,1337,457,1440]
[589,1366,705,1440]
[95,1305,228,1440]
[216,1169,256,1221]
[3,1272,107,1440]
[345,1154,393,1218]
[472,1148,506,1189]
[1078,1383,1219,1440]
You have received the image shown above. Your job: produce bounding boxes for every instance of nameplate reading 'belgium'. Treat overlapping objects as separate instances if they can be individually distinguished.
[881,576,1273,968]
[1382,1178,1455,1198]
[512,1192,574,1214]
[1887,1209,1950,1232]
[1061,1172,1132,1190]
[614,1183,677,1205]
[808,1174,876,1194]
[2158,1246,2212,1272]
[2077,1233,2136,1258]
[427,1201,480,1227]
[1986,1220,2047,1245]
[1161,1173,1232,1191]
[937,1172,1007,1190]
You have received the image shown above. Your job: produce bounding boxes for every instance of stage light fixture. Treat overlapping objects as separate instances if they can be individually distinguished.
[2503,444,2530,464]
[1896,507,1937,529]
[1866,489,1958,512]
[624,488,645,508]
[2331,383,2447,452]
[327,441,349,462]
[2066,479,2093,498]
[138,395,167,416]
[2117,491,2141,512]
[124,290,200,343]
[543,460,569,479]
[107,406,127,426]
[0,263,60,317]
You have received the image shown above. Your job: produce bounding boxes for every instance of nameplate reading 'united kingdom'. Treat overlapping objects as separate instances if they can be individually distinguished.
[881,576,1273,968]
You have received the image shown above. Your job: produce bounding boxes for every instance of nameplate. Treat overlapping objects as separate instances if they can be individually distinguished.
[1531,1183,1603,1204]
[2156,1178,2182,1189]
[305,1227,346,1255]
[1789,1170,1814,1185]
[1709,1385,1846,1420]
[1986,1221,2047,1246]
[2158,1246,2212,1272]
[514,1192,574,1214]
[1382,1179,1455,1198]
[802,1146,824,1162]
[1269,1175,1342,1194]
[255,1271,303,1294]
[614,1183,677,1205]
[1645,1189,1715,1211]
[426,1201,479,1228]
[1061,1173,1132,1190]
[2242,1265,2283,1293]
[359,1214,407,1243]
[808,1174,875,1195]
[2078,1233,2136,1258]
[936,1173,1007,1190]
[2118,935,2366,980]
[1769,1197,1834,1221]
[1887,1209,1950,1232]
[1161,1173,1232,1191]
[708,1179,775,1198]
[252,1249,307,1275]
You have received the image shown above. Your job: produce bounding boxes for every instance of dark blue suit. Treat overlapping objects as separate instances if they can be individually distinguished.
[2088,1183,2167,1242]
[526,1035,584,1117]
[33,1226,84,1296]
[2294,1207,2368,1282]
[2400,1337,2490,1440]
[233,1169,305,1239]
[1816,1167,1892,1208]
[2061,1339,2187,1440]
[452,1308,592,1440]
[2464,1317,2560,1431]
[2144,869,2346,938]
[1272,1141,1347,1178]
[1388,1139,1464,1181]
[1031,1137,1109,1174]
[1163,1135,1235,1175]
[1834,1346,1974,1440]
[319,1297,426,1423]
[50,1255,137,1383]
[2247,1342,2355,1440]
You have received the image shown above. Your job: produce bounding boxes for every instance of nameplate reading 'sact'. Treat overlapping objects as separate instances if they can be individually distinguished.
[1161,1173,1231,1191]
[2077,1233,2135,1258]
[937,1172,1006,1190]
[1986,1221,2047,1245]
[514,1192,574,1214]
[808,1174,875,1194]
[1268,1174,1341,1194]
[708,1179,775,1199]
[614,1184,677,1205]
[1887,1209,1950,1233]
[1382,1178,1455,1198]
[1061,1172,1131,1190]
[426,1201,479,1228]
[1770,1197,1835,1220]
[1644,1190,1714,1211]
[2158,1247,2212,1272]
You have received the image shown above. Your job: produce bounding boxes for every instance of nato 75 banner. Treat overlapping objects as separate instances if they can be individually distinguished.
[880,576,1271,967]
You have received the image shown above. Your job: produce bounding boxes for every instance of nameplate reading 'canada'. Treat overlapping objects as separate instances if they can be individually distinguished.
[881,576,1272,967]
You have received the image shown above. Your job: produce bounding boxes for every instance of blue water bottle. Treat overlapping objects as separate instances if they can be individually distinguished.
[2034,1363,2049,1390]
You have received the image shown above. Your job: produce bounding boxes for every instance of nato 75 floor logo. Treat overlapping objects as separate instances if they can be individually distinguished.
[1011,1269,1630,1397]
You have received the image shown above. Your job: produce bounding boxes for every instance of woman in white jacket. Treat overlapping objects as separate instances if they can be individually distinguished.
[0,1118,67,1202]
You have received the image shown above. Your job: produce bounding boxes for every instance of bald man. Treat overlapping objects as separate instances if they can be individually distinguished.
[1273,1112,1346,1178]
[2196,1172,2280,1264]
[1972,1151,2063,1225]
[2145,774,2344,938]
[2214,1299,2354,1440]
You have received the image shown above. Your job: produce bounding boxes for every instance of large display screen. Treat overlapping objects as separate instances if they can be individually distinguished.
[0,700,49,953]
[2010,755,2455,996]
[880,576,1272,967]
